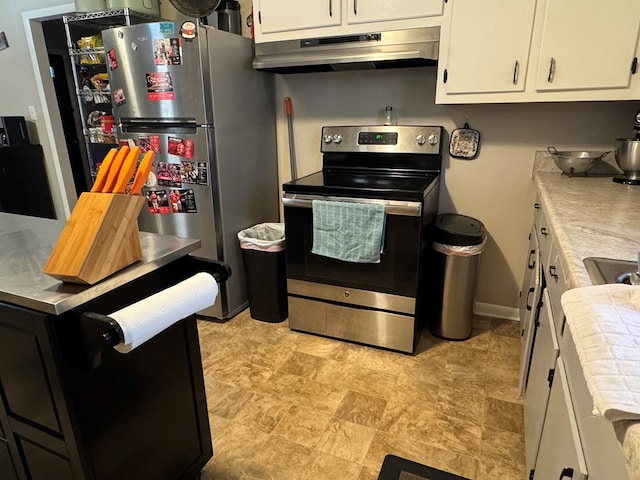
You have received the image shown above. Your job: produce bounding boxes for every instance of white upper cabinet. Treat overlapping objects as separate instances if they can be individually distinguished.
[345,0,442,25]
[255,0,341,35]
[535,0,640,92]
[253,0,443,43]
[440,0,537,95]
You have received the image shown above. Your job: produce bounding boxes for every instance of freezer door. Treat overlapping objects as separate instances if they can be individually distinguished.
[118,126,218,263]
[102,22,208,124]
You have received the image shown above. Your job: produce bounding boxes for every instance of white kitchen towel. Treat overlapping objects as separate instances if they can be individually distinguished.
[561,284,640,422]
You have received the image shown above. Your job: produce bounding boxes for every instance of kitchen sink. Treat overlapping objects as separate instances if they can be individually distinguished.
[583,257,637,285]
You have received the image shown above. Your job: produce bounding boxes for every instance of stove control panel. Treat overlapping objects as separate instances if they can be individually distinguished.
[321,125,442,155]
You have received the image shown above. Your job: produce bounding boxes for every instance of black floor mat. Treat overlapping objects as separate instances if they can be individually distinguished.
[377,454,471,480]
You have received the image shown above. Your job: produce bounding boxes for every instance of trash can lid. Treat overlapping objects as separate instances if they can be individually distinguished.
[433,214,486,246]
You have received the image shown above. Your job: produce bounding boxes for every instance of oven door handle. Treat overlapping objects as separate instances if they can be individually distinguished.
[282,194,422,216]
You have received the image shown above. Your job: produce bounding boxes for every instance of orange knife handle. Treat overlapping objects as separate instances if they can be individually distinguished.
[112,146,140,194]
[102,146,130,193]
[130,151,155,195]
[90,148,117,193]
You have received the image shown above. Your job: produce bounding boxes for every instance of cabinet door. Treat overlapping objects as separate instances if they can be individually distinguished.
[536,0,640,91]
[442,0,537,94]
[524,290,559,476]
[533,358,588,480]
[519,228,541,396]
[256,0,341,34]
[0,307,61,434]
[346,0,442,25]
[0,439,19,480]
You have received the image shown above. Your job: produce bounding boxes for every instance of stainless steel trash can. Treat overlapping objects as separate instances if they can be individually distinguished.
[429,214,486,340]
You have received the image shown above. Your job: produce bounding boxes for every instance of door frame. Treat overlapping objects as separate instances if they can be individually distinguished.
[22,3,76,219]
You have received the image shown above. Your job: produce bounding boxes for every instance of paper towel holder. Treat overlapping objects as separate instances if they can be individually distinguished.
[81,311,125,370]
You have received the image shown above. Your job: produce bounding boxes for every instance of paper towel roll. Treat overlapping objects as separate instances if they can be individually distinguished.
[110,272,218,354]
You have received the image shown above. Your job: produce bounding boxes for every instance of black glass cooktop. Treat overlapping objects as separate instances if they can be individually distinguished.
[283,170,438,201]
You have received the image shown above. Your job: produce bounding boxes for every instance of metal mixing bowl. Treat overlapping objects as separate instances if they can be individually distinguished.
[615,139,640,180]
[547,147,611,175]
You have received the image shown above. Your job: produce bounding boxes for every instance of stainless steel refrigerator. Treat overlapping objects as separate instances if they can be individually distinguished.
[102,21,278,319]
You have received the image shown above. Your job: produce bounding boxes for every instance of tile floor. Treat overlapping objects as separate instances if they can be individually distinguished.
[197,310,525,480]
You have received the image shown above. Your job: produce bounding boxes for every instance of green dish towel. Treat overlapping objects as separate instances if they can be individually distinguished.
[311,200,386,263]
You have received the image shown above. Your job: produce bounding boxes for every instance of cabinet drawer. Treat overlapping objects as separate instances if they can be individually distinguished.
[545,242,567,340]
[537,210,553,269]
[533,199,542,232]
[560,330,629,480]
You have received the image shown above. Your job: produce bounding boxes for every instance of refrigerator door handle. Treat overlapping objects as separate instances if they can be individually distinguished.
[119,118,203,133]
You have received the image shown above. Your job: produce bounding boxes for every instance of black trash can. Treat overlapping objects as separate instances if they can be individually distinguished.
[237,223,288,323]
[429,214,486,340]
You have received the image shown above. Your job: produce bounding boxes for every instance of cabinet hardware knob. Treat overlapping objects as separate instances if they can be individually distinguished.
[540,227,548,236]
[547,57,556,83]
[534,202,540,209]
[513,60,520,85]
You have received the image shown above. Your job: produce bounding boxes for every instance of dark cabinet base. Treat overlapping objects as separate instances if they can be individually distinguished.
[0,257,216,479]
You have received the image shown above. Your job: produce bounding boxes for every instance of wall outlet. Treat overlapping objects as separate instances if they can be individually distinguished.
[28,106,37,120]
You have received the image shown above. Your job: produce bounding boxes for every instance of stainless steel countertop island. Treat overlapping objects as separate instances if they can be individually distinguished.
[0,213,200,314]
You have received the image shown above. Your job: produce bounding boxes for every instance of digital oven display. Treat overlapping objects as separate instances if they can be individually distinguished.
[358,132,398,145]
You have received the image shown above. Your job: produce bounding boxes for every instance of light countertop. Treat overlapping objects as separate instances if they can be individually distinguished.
[533,170,640,480]
[0,213,200,315]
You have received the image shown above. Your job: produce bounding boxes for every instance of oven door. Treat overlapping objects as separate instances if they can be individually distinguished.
[282,193,424,315]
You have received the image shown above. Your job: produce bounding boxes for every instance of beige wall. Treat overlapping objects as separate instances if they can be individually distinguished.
[273,68,640,310]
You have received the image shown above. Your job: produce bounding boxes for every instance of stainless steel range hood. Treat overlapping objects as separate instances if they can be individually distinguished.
[253,26,439,73]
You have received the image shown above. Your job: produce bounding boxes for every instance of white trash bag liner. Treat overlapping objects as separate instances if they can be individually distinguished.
[433,238,486,257]
[237,223,285,252]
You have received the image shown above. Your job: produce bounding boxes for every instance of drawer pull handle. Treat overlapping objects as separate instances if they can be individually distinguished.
[534,202,540,209]
[549,265,558,280]
[540,227,548,236]
[547,57,556,83]
[526,287,535,311]
[528,249,536,269]
[558,467,574,479]
[513,60,520,84]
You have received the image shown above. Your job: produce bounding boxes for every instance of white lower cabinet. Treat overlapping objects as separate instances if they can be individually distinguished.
[524,289,559,475]
[533,357,588,480]
[518,227,542,396]
[522,196,629,480]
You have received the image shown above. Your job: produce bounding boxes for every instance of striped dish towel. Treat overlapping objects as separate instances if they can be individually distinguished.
[311,200,386,263]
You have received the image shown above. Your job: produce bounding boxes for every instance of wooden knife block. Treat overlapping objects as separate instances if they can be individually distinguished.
[43,192,146,285]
